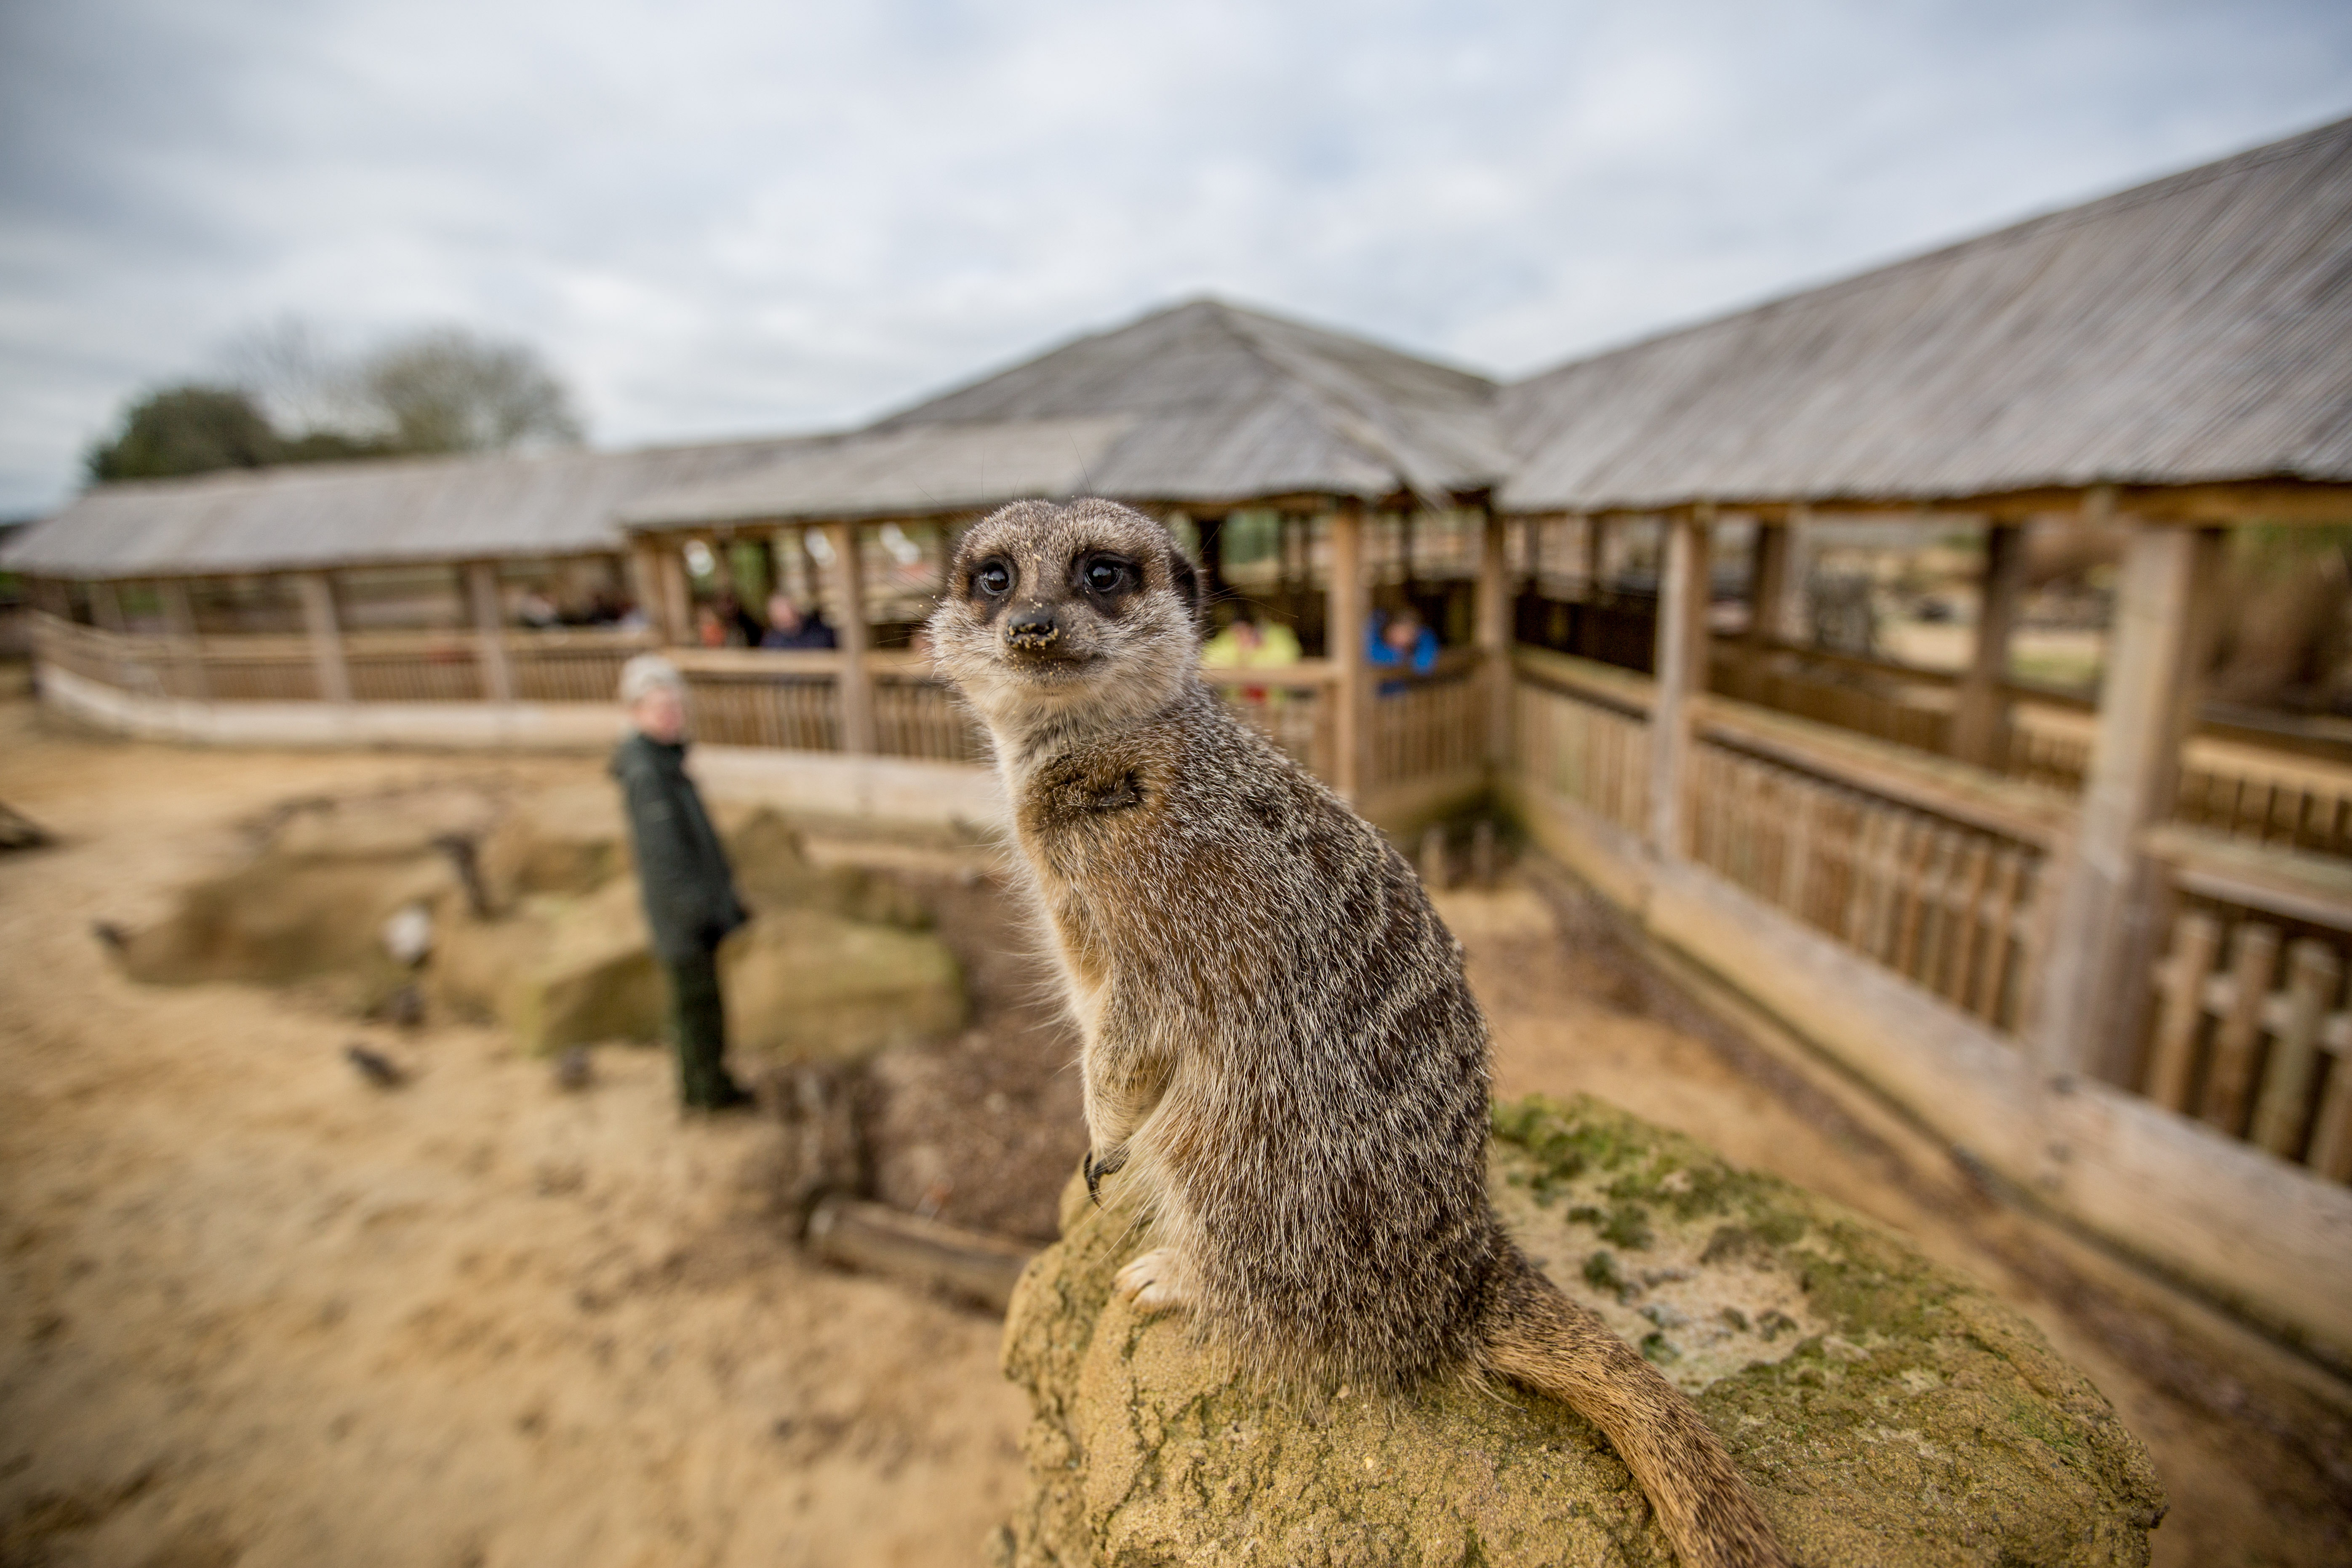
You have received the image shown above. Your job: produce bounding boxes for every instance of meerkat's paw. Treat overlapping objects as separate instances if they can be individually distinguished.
[1113,1248,1192,1314]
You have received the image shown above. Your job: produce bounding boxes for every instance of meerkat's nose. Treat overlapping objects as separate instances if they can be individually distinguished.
[1006,606,1060,649]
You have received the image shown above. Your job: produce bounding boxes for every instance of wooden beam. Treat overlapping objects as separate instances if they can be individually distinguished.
[627,543,666,638]
[1475,504,1511,771]
[1326,502,1369,800]
[1747,523,1789,647]
[88,581,126,634]
[1647,508,1712,858]
[1951,523,2027,768]
[1582,513,1607,594]
[292,571,352,704]
[824,521,875,755]
[464,562,516,704]
[157,579,207,701]
[658,543,693,648]
[2033,526,2225,1083]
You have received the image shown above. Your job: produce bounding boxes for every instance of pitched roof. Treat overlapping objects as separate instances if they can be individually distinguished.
[625,298,1508,530]
[1498,116,2352,514]
[0,436,819,581]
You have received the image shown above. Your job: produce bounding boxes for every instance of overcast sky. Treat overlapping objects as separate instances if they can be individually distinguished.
[2,0,2348,514]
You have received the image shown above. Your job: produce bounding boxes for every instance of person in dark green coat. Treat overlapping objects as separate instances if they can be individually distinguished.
[611,654,753,1111]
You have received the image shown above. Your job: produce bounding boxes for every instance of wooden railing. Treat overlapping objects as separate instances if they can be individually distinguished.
[1512,650,1651,837]
[342,632,487,702]
[1686,707,2067,1037]
[2141,829,2352,1183]
[508,629,658,703]
[1202,660,1339,779]
[669,648,844,751]
[1368,660,1486,789]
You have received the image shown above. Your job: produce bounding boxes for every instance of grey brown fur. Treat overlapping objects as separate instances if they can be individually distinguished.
[931,498,1787,1568]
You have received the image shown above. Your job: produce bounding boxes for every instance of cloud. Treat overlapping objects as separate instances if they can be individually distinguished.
[2,0,2349,511]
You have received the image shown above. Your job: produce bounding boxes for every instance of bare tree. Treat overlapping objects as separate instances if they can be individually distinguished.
[357,328,584,454]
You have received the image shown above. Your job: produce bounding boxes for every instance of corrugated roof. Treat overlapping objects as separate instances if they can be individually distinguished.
[1498,115,2352,514]
[620,416,1136,528]
[0,436,821,580]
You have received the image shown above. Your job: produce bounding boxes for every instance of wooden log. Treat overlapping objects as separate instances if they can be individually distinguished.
[292,571,352,704]
[1327,503,1368,800]
[1952,523,2025,768]
[824,521,875,755]
[1647,509,1712,858]
[2253,941,2341,1158]
[804,1196,1035,1313]
[2202,921,2283,1136]
[1476,506,1511,771]
[2144,911,2221,1111]
[2035,526,2226,1084]
[464,562,515,703]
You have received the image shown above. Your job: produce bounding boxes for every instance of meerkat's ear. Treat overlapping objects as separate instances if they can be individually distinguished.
[1167,548,1205,629]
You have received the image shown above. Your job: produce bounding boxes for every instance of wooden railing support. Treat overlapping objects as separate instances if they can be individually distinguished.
[824,521,875,754]
[1748,523,1789,648]
[88,581,126,634]
[1647,507,1712,858]
[292,571,352,704]
[2035,525,2225,1083]
[157,578,208,700]
[1327,501,1369,800]
[627,543,666,640]
[658,542,693,648]
[464,561,516,703]
[1952,523,2025,767]
[1475,504,1511,771]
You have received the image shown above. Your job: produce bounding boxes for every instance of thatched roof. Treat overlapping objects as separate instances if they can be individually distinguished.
[621,416,1135,531]
[1498,116,2352,515]
[626,298,1507,530]
[0,437,817,581]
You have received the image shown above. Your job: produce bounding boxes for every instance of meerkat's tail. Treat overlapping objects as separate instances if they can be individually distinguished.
[1481,1259,1789,1568]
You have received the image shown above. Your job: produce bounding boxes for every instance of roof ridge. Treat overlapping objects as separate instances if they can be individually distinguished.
[1208,304,1462,499]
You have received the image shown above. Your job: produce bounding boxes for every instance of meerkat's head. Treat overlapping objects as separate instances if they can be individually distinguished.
[928,498,1203,746]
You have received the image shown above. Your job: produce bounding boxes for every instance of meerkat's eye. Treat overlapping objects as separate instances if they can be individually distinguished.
[1078,555,1133,596]
[973,559,1014,598]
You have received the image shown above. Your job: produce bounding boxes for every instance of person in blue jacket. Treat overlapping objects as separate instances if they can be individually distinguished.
[1367,605,1440,694]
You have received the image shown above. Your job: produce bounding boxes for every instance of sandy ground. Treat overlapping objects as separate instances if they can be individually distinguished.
[2,687,2347,1566]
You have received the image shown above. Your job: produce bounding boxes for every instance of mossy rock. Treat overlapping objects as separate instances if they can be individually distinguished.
[996,1094,2164,1568]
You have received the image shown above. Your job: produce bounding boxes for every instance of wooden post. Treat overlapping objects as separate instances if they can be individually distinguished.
[1583,514,1608,595]
[2034,524,2225,1083]
[1749,523,1790,647]
[627,543,666,636]
[158,578,207,700]
[824,521,875,754]
[658,542,693,647]
[89,580,127,634]
[1774,503,1813,642]
[1475,503,1511,771]
[1952,523,2026,768]
[464,561,516,704]
[1327,502,1369,800]
[293,571,352,704]
[1647,507,1712,859]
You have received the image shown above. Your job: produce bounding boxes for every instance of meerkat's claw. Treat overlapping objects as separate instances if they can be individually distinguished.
[1084,1145,1128,1205]
[1113,1248,1192,1313]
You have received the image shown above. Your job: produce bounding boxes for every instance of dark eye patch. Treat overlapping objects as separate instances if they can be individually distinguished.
[1073,552,1137,600]
[971,558,1015,600]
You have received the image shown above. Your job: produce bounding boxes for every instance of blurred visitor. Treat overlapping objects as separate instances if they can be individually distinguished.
[696,604,730,648]
[1202,605,1301,702]
[517,589,561,629]
[1367,605,1439,694]
[760,594,839,650]
[610,654,753,1112]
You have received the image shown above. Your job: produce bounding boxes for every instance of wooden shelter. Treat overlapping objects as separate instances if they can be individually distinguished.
[1493,114,2352,1360]
[7,123,2352,1360]
[3,435,812,727]
[618,297,1516,823]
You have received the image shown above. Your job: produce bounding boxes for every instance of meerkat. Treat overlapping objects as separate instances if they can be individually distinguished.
[929,498,1788,1568]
